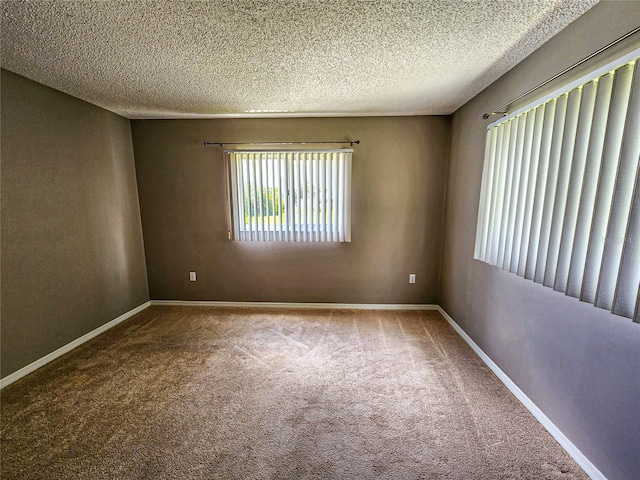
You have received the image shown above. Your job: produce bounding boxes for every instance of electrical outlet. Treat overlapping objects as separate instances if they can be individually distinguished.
[189,271,197,282]
[409,274,416,284]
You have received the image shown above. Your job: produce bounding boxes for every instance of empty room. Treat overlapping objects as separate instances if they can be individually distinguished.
[1,1,639,479]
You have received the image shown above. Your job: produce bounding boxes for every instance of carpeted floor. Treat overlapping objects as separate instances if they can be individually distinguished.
[1,306,587,479]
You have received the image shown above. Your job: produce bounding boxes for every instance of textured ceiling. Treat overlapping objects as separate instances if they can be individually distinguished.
[1,0,597,119]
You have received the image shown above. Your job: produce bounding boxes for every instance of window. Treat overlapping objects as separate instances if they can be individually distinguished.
[474,50,640,322]
[226,149,352,242]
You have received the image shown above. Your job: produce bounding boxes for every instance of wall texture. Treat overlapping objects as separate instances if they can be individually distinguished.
[1,70,149,378]
[441,3,640,480]
[132,116,450,304]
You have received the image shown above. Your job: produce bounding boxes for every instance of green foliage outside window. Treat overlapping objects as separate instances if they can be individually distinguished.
[243,184,333,227]
[243,186,283,224]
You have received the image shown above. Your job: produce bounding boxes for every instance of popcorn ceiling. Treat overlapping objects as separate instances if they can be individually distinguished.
[0,0,597,119]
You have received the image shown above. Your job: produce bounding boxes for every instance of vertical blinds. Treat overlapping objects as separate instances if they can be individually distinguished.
[475,54,640,322]
[227,150,352,242]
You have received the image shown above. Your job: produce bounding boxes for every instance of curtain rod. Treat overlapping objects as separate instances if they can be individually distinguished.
[204,140,360,146]
[482,25,640,120]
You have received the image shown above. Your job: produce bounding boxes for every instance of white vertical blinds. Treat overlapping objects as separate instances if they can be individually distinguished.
[227,150,352,242]
[475,53,640,322]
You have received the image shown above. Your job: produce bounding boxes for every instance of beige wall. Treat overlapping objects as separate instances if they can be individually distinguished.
[441,3,640,479]
[1,70,149,378]
[132,116,450,304]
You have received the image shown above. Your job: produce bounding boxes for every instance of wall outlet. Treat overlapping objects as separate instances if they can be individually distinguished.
[409,274,416,284]
[189,271,197,282]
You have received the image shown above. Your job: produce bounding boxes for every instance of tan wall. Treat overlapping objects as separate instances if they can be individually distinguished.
[1,70,149,378]
[132,116,450,304]
[441,3,640,479]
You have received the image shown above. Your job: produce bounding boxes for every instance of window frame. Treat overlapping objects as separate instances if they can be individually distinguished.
[475,48,640,322]
[226,149,352,243]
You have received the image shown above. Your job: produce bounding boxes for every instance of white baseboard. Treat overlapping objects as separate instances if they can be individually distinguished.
[436,306,605,480]
[0,301,151,389]
[150,300,438,311]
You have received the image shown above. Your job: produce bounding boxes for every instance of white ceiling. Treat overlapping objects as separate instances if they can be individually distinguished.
[1,0,597,119]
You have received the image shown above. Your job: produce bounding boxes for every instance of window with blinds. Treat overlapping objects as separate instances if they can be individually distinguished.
[226,149,352,242]
[474,50,640,322]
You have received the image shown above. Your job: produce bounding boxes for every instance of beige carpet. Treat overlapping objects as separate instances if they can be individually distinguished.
[1,306,587,479]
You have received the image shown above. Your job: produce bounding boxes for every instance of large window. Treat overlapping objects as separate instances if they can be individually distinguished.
[474,50,640,322]
[226,149,352,242]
